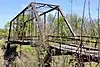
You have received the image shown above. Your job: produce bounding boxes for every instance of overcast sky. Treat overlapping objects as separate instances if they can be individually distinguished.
[0,0,99,28]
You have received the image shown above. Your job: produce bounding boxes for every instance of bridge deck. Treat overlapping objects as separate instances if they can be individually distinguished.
[49,44,99,62]
[5,39,100,62]
[5,38,39,45]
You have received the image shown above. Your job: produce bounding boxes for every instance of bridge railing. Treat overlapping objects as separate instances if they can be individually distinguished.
[47,35,99,49]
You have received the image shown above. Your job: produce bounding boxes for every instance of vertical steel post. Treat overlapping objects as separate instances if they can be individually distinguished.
[44,13,46,46]
[57,9,59,36]
[80,0,86,67]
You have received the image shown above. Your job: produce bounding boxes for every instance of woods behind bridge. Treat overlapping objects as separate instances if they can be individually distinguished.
[0,12,99,67]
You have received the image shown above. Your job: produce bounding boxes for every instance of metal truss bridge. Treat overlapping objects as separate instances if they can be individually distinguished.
[3,2,100,67]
